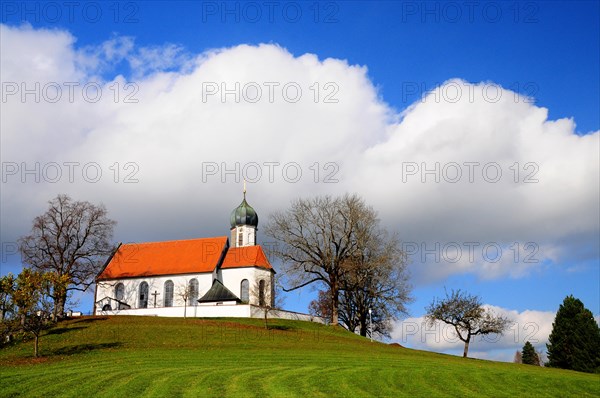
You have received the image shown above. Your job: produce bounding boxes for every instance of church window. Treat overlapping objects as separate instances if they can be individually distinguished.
[258,280,266,307]
[115,283,125,301]
[240,279,249,303]
[164,280,174,307]
[188,279,199,306]
[139,282,149,309]
[238,231,243,247]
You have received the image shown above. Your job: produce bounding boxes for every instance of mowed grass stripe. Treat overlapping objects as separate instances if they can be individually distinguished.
[1,351,597,398]
[3,351,596,396]
[1,316,599,397]
[262,365,323,398]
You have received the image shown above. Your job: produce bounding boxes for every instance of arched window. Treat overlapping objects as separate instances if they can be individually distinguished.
[240,279,249,303]
[258,280,265,307]
[188,279,199,306]
[164,280,174,307]
[115,283,125,301]
[139,282,149,308]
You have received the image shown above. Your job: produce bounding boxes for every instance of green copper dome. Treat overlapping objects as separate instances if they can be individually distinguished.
[230,194,258,229]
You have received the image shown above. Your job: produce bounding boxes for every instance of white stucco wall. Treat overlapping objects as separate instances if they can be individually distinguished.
[250,306,327,324]
[221,267,273,306]
[96,270,321,323]
[96,302,325,324]
[230,226,256,247]
[98,303,253,318]
[96,273,213,310]
[96,267,274,313]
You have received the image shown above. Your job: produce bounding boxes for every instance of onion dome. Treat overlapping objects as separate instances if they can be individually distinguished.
[230,192,258,228]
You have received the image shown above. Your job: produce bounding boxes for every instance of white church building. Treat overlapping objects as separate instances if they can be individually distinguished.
[94,192,319,322]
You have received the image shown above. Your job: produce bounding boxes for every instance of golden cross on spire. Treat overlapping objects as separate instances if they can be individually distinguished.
[243,179,247,197]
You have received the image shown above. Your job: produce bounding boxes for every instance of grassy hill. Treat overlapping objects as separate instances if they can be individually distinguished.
[0,316,598,397]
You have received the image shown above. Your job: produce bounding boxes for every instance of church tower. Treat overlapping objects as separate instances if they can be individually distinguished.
[229,184,258,248]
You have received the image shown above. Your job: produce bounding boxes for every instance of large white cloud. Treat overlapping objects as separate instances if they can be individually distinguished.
[1,24,598,288]
[357,80,599,283]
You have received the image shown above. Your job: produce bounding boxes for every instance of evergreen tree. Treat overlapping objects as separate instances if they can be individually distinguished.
[547,295,600,373]
[522,341,538,365]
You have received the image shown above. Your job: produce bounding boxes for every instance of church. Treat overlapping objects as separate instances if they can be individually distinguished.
[93,191,316,321]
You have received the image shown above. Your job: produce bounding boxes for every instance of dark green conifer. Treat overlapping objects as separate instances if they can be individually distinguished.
[522,341,538,365]
[547,295,600,373]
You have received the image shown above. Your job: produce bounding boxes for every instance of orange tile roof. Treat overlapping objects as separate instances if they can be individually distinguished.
[222,246,273,271]
[97,237,228,280]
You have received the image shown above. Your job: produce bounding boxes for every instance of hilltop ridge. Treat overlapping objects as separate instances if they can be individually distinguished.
[1,316,598,397]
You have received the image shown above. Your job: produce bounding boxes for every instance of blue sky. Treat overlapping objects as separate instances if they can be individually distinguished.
[4,1,598,131]
[1,1,598,361]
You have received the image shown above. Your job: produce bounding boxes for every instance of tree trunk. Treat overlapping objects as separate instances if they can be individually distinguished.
[34,334,39,357]
[358,313,368,337]
[359,322,368,337]
[463,336,471,358]
[54,294,66,321]
[264,308,268,329]
[331,282,339,326]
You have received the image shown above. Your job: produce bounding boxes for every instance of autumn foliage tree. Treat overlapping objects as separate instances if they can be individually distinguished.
[12,269,66,357]
[425,289,512,358]
[18,194,116,319]
[0,274,16,344]
[0,274,16,322]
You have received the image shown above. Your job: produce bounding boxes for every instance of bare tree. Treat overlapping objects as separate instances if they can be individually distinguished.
[19,194,116,319]
[308,289,332,324]
[176,279,199,319]
[251,275,284,329]
[339,286,394,338]
[536,348,547,367]
[265,194,403,326]
[177,283,191,319]
[310,287,373,332]
[311,281,408,338]
[337,232,412,338]
[425,289,512,358]
[513,350,522,364]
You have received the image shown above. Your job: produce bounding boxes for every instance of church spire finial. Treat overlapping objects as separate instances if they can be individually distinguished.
[243,179,246,199]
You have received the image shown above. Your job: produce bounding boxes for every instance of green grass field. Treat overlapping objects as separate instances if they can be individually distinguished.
[0,316,598,397]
